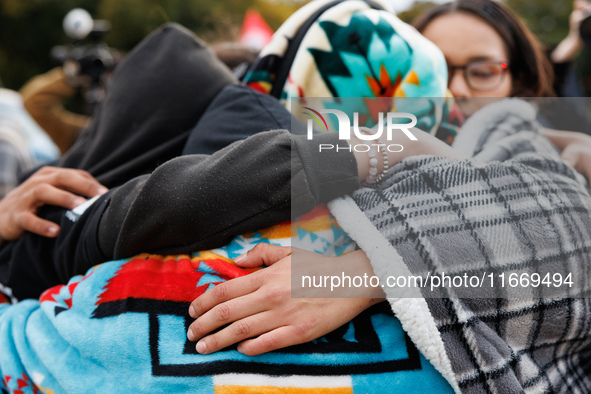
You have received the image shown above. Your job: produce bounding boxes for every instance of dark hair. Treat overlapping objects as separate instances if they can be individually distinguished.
[413,0,554,97]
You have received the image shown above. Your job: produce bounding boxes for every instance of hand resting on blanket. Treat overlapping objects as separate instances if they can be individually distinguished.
[187,244,385,356]
[187,127,469,356]
[0,166,107,242]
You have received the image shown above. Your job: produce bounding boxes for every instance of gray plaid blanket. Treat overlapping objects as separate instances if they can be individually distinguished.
[330,99,591,393]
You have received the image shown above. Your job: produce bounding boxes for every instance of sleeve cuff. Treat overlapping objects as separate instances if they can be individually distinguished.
[292,133,360,203]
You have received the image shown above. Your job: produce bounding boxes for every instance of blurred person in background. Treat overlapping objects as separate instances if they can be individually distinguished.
[549,0,591,97]
[0,86,60,199]
[20,66,92,155]
[19,43,258,155]
[0,84,105,243]
[19,9,118,155]
[544,0,591,131]
[1,8,261,243]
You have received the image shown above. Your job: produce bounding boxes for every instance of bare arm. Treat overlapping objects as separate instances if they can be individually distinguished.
[550,1,590,64]
[541,127,591,183]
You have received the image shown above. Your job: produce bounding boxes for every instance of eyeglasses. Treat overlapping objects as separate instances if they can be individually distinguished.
[447,61,510,92]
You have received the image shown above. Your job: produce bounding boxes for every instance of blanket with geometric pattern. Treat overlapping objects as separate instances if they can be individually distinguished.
[0,205,453,394]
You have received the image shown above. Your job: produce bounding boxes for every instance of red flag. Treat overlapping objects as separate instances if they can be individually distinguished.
[239,9,274,50]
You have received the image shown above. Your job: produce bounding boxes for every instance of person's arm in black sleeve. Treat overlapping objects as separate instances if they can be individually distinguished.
[0,189,117,300]
[99,130,359,259]
[97,82,360,258]
[0,130,358,300]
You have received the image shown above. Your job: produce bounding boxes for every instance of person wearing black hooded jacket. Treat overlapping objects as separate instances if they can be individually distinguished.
[0,24,359,301]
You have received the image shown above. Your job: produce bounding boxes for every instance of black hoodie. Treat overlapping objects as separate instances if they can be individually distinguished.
[0,24,359,300]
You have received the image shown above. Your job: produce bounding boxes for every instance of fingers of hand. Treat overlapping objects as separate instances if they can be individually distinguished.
[32,183,86,210]
[574,0,590,12]
[46,168,108,197]
[187,267,293,354]
[187,252,295,355]
[18,212,59,238]
[187,292,267,342]
[191,311,278,354]
[188,275,261,319]
[234,243,292,267]
[189,303,320,356]
[19,167,107,209]
[236,324,317,356]
[233,298,380,356]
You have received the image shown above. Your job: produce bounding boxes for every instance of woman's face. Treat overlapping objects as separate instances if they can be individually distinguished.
[421,12,513,99]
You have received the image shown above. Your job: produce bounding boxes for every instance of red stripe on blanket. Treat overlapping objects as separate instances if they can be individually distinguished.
[96,255,250,304]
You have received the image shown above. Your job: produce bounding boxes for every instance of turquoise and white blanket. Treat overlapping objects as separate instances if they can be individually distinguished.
[0,207,453,393]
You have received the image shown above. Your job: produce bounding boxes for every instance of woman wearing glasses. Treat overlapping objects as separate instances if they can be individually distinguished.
[413,0,553,99]
[414,0,591,178]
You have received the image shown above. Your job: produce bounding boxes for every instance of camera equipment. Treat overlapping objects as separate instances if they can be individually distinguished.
[51,9,118,109]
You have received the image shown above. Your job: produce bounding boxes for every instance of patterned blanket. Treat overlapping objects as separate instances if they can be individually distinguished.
[242,0,460,144]
[0,3,461,392]
[2,103,586,393]
[330,99,591,393]
[0,205,453,393]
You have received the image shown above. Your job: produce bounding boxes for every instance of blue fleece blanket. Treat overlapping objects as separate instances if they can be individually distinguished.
[0,207,453,393]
